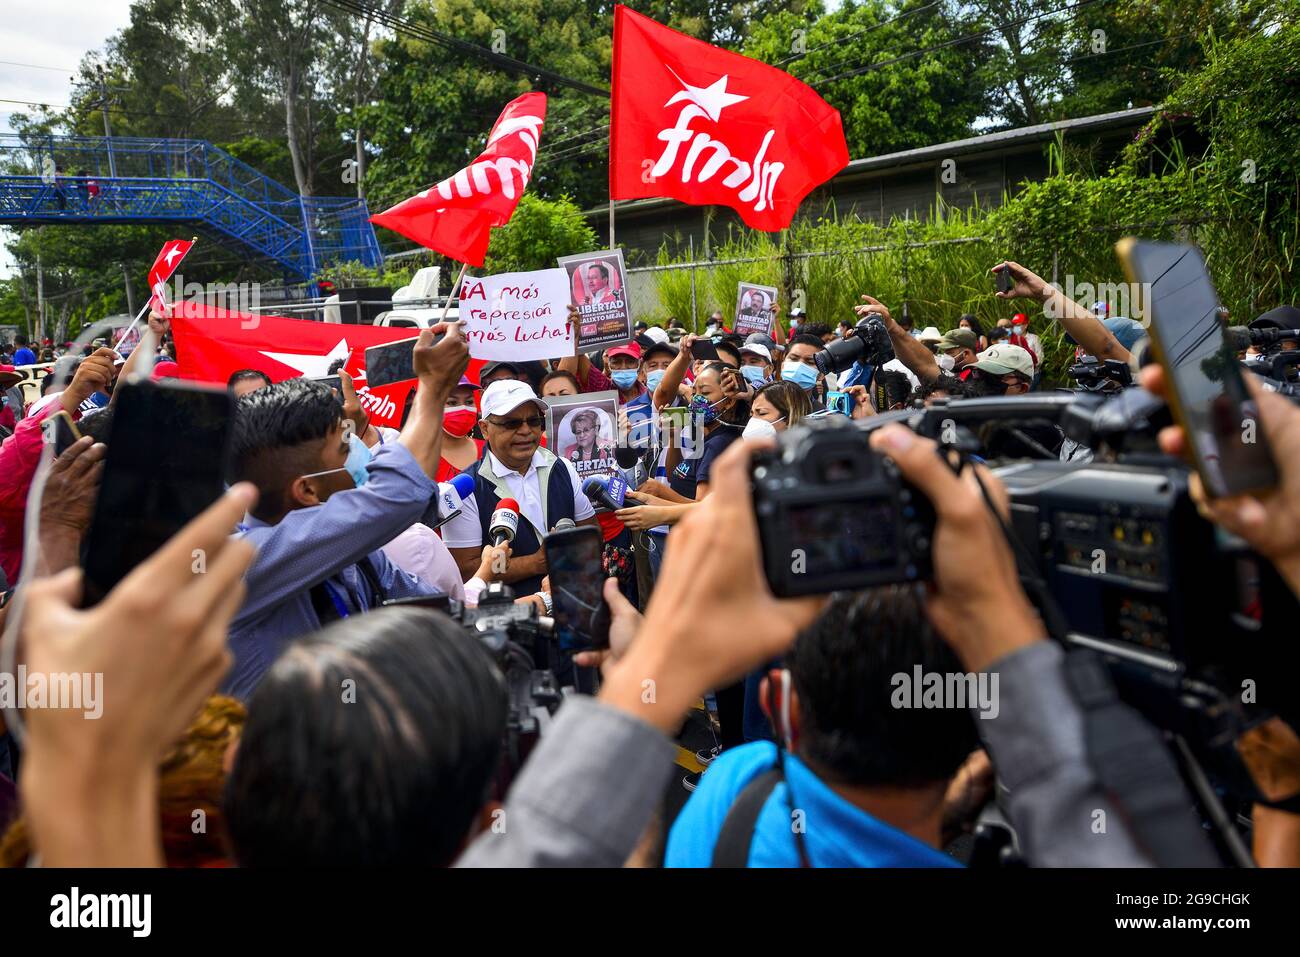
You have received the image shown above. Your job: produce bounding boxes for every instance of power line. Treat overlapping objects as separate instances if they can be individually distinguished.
[808,0,1116,87]
[774,1,940,67]
[0,60,77,73]
[324,0,609,99]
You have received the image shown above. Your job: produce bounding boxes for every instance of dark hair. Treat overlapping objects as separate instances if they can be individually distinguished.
[909,375,970,405]
[715,341,742,368]
[225,607,507,867]
[539,370,581,393]
[227,368,273,389]
[327,358,347,375]
[78,406,115,444]
[872,369,913,411]
[790,334,824,351]
[15,334,29,346]
[754,380,812,426]
[790,585,978,788]
[230,377,342,520]
[958,313,984,341]
[801,322,832,340]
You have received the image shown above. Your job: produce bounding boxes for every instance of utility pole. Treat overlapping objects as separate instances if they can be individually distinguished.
[96,64,133,312]
[36,250,45,344]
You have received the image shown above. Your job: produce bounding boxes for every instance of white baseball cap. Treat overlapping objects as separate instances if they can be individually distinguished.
[740,343,772,363]
[480,379,547,419]
[642,326,669,345]
[971,343,1035,379]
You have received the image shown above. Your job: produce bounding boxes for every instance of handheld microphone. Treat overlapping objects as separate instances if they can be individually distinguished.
[489,497,521,547]
[551,517,577,532]
[430,472,476,530]
[582,475,628,512]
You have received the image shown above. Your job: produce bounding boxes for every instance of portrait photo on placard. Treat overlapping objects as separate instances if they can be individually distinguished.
[545,390,621,486]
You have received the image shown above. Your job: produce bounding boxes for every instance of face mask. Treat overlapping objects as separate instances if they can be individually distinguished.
[611,369,640,391]
[343,433,372,487]
[645,369,666,392]
[968,372,1009,398]
[442,407,477,438]
[782,361,817,390]
[936,353,955,372]
[741,365,769,388]
[742,416,781,440]
[689,392,722,425]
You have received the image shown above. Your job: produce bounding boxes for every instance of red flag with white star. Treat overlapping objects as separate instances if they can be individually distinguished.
[168,302,484,429]
[609,5,848,231]
[146,238,196,314]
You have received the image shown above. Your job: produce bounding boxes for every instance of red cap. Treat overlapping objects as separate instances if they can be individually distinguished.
[605,342,643,361]
[151,360,181,380]
[1012,313,1028,325]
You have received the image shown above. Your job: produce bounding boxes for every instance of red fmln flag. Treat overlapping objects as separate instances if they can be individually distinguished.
[370,92,547,266]
[146,238,195,314]
[610,5,849,231]
[169,302,484,430]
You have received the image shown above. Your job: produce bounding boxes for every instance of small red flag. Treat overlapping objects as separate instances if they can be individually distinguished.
[610,5,848,231]
[146,238,195,314]
[370,92,547,267]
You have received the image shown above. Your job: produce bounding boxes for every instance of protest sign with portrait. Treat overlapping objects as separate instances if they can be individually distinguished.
[557,248,633,353]
[735,282,778,338]
[545,390,621,497]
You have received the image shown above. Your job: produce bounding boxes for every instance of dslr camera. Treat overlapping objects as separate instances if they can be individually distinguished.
[815,313,895,375]
[751,415,935,597]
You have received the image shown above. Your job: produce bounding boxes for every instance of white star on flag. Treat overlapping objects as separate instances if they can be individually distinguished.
[259,338,352,378]
[164,244,184,267]
[664,68,748,123]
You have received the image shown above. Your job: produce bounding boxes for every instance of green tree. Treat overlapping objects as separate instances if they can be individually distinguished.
[483,193,600,273]
[744,1,992,157]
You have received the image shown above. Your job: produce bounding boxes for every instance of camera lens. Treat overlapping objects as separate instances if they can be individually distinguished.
[816,335,863,375]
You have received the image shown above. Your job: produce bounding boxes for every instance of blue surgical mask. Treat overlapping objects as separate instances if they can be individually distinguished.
[611,369,640,391]
[782,361,817,390]
[343,433,372,487]
[646,369,666,392]
[741,365,769,388]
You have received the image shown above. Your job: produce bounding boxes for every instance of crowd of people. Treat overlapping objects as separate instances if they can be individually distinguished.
[0,254,1298,870]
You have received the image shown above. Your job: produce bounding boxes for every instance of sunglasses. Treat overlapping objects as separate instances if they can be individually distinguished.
[488,414,545,432]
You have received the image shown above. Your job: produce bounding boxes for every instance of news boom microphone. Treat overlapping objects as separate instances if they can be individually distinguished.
[489,497,521,547]
[582,475,628,512]
[1225,325,1300,351]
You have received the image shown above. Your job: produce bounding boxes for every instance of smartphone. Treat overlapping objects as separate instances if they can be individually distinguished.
[365,336,421,388]
[382,593,452,613]
[80,379,234,607]
[995,264,1013,294]
[543,525,610,653]
[43,410,82,456]
[689,337,721,362]
[313,374,343,394]
[1116,237,1278,497]
[826,391,853,416]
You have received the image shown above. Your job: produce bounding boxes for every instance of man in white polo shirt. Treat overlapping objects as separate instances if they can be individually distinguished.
[443,379,598,594]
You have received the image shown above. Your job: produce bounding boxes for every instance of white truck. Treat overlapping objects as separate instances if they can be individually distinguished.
[322,266,459,328]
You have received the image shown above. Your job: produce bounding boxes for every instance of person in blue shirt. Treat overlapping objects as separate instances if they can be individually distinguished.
[11,334,37,367]
[223,326,469,699]
[667,585,980,867]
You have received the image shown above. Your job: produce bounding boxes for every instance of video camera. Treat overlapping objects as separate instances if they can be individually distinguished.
[815,313,895,375]
[1066,354,1132,392]
[390,582,562,782]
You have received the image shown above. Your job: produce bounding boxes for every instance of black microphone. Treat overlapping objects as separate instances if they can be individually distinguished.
[489,497,521,547]
[582,475,627,512]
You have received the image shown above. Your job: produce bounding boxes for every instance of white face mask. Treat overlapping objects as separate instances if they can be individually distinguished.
[936,353,955,372]
[742,416,781,440]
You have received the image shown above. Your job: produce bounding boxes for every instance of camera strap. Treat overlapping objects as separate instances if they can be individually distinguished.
[1062,649,1222,867]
